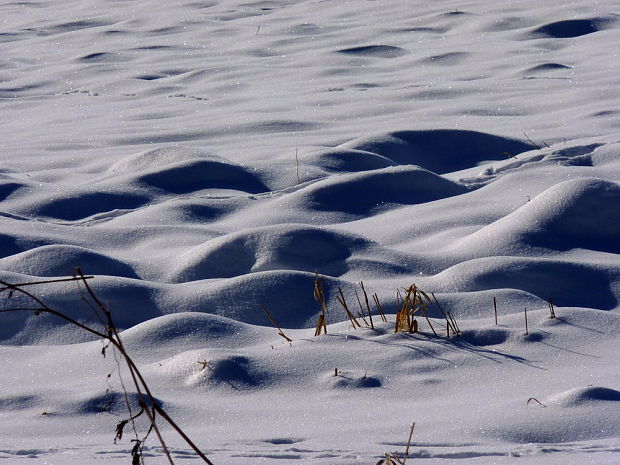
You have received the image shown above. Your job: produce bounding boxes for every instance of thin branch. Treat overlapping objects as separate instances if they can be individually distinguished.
[1,272,215,465]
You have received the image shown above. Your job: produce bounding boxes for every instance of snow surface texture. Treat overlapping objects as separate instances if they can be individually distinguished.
[1,0,620,463]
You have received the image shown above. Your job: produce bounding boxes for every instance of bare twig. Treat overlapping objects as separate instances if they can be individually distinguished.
[0,271,215,465]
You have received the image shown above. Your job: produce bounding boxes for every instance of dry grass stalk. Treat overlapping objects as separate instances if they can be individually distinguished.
[354,288,370,327]
[372,293,388,323]
[377,422,415,465]
[416,289,438,337]
[359,281,374,329]
[527,397,546,408]
[336,287,361,329]
[313,273,328,336]
[547,298,556,319]
[404,286,418,333]
[395,307,409,333]
[430,292,460,337]
[493,296,498,325]
[259,305,292,342]
[523,130,550,150]
[524,307,529,335]
[403,422,415,464]
[394,295,410,333]
[314,314,327,336]
[395,285,419,333]
[395,285,442,335]
[378,454,397,463]
[447,310,460,334]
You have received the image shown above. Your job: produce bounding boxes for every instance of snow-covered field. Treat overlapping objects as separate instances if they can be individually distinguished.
[2,0,620,463]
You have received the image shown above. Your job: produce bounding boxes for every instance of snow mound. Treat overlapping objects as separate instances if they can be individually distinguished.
[433,256,618,310]
[0,232,25,258]
[108,146,219,173]
[289,165,466,217]
[547,386,620,407]
[340,129,535,174]
[459,328,511,346]
[311,148,397,173]
[455,178,620,254]
[0,244,138,278]
[167,224,411,282]
[0,180,25,200]
[71,390,162,416]
[179,270,350,328]
[490,385,620,444]
[324,371,383,390]
[529,17,615,39]
[135,158,268,194]
[120,312,270,353]
[27,191,151,221]
[186,355,265,391]
[336,45,408,58]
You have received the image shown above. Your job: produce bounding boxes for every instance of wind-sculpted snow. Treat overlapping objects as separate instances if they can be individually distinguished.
[1,0,620,463]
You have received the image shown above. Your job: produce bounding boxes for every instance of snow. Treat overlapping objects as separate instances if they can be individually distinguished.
[1,0,620,463]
